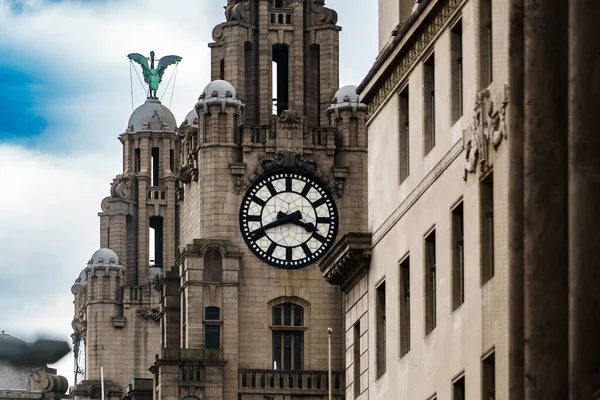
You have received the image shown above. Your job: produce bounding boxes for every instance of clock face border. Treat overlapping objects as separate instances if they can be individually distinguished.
[239,170,339,269]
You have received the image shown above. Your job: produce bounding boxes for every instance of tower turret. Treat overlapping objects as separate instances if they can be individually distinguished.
[327,85,368,231]
[210,0,340,126]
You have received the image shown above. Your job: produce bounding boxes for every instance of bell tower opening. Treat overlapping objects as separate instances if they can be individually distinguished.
[149,216,163,275]
[151,147,159,186]
[305,44,321,126]
[272,44,289,116]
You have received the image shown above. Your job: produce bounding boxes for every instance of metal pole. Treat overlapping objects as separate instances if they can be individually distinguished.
[328,327,332,400]
[100,365,105,400]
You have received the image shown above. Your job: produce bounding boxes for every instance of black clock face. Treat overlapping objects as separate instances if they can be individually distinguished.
[239,171,339,269]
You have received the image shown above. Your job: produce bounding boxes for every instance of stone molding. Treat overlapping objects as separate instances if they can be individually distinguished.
[319,232,372,292]
[372,138,464,246]
[363,0,464,120]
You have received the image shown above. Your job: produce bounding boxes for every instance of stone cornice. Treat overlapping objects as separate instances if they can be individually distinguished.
[319,232,372,292]
[358,0,465,121]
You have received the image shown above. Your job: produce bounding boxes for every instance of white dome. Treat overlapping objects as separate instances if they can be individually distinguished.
[88,248,119,266]
[128,98,177,132]
[182,109,198,126]
[331,85,360,105]
[200,79,237,99]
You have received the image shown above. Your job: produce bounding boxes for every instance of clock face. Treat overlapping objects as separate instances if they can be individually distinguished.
[239,171,339,269]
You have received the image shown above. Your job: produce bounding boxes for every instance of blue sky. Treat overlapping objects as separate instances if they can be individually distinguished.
[0,0,377,386]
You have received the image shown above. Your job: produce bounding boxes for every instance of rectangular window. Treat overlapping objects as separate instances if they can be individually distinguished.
[151,147,160,186]
[480,0,493,87]
[273,332,281,369]
[480,173,495,284]
[451,20,463,123]
[353,322,361,397]
[399,256,411,357]
[423,53,436,155]
[453,375,466,400]
[482,352,496,400]
[452,201,465,310]
[376,281,386,378]
[169,149,175,172]
[205,325,220,349]
[399,85,410,183]
[134,148,141,172]
[425,229,437,334]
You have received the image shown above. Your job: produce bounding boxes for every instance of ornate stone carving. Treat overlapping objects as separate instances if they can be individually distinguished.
[329,166,349,198]
[319,233,372,292]
[137,307,161,321]
[463,85,510,179]
[230,163,249,194]
[280,109,301,123]
[309,0,338,25]
[491,84,509,147]
[178,162,197,184]
[32,370,69,394]
[364,0,462,118]
[225,0,248,22]
[110,173,133,199]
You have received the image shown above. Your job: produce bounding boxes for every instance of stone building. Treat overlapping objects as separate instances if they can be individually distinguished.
[0,332,69,400]
[319,0,511,398]
[71,1,368,400]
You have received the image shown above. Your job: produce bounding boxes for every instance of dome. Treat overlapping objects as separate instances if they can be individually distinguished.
[182,109,198,126]
[331,85,360,105]
[88,248,119,266]
[75,268,87,283]
[127,98,177,132]
[199,80,237,100]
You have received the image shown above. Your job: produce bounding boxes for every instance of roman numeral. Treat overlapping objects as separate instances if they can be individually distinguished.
[266,181,277,196]
[285,177,293,192]
[252,196,266,207]
[300,183,311,197]
[312,197,326,208]
[286,247,293,261]
[312,232,327,243]
[246,215,261,222]
[266,242,277,256]
[316,217,331,224]
[301,243,312,257]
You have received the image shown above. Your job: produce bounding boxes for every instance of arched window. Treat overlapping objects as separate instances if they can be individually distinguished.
[203,249,222,282]
[272,303,304,370]
[204,306,221,349]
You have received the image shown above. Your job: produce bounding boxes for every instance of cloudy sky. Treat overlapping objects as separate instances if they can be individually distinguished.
[0,0,377,385]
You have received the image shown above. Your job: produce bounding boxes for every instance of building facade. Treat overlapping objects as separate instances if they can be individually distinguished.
[71,1,369,400]
[320,0,510,398]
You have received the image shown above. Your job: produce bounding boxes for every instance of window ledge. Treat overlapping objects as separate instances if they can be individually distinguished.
[270,325,308,332]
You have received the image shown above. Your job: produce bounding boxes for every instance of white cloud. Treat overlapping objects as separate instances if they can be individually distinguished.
[0,0,378,386]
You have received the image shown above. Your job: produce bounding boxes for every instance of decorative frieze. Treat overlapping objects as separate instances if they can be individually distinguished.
[364,0,463,119]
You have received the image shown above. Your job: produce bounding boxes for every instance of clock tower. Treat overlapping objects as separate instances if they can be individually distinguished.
[151,1,369,400]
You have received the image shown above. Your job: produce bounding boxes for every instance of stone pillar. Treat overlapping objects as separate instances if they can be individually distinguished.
[523,0,569,398]
[508,0,524,398]
[568,0,600,398]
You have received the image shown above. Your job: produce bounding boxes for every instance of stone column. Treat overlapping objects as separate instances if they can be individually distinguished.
[508,0,524,398]
[523,0,569,398]
[569,0,600,398]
